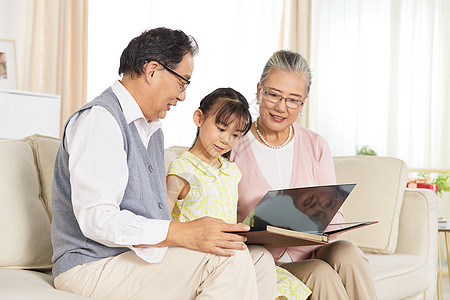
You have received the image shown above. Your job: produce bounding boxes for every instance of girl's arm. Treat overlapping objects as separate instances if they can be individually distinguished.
[166,174,190,211]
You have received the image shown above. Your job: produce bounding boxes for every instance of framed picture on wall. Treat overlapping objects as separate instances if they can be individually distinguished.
[0,39,17,89]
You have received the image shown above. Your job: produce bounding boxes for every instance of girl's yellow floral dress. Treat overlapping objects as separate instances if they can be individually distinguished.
[167,151,312,300]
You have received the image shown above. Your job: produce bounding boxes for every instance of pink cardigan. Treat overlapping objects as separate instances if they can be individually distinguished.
[230,123,344,262]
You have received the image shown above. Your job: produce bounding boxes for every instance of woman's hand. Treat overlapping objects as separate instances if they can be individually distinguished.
[165,217,250,256]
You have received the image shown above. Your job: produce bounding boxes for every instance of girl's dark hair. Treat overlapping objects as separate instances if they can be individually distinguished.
[191,88,252,159]
[118,27,199,77]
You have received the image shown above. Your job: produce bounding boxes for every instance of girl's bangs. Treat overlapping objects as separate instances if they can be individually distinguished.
[214,100,252,134]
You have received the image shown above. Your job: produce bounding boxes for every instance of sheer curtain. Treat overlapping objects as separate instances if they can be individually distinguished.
[279,0,312,127]
[309,0,450,169]
[27,0,88,135]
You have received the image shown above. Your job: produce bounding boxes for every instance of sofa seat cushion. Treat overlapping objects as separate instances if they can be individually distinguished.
[365,253,427,300]
[0,269,88,299]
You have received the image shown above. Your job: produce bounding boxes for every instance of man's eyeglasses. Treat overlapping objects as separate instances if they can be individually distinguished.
[260,83,305,109]
[145,60,190,92]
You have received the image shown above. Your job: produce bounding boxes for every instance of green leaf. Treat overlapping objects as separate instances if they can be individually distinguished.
[431,172,450,196]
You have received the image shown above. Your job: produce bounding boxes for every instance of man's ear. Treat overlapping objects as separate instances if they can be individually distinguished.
[193,109,204,127]
[143,61,159,83]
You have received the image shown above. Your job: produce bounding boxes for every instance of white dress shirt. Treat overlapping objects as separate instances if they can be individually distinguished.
[65,80,170,263]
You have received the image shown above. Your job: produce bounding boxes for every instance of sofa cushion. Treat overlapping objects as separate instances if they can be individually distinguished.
[365,253,427,300]
[24,134,61,220]
[334,156,408,254]
[0,269,89,299]
[0,139,53,269]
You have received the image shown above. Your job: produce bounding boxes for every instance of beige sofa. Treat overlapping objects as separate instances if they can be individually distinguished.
[334,156,438,300]
[0,135,438,299]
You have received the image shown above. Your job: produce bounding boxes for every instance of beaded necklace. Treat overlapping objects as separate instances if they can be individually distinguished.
[255,118,293,149]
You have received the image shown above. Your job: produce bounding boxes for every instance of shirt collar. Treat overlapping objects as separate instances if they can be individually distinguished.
[111,80,162,130]
[182,151,234,176]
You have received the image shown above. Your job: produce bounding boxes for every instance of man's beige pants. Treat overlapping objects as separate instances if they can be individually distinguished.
[54,245,276,300]
[280,240,377,300]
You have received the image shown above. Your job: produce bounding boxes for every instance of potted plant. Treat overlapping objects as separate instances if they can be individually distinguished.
[356,145,377,156]
[414,172,450,197]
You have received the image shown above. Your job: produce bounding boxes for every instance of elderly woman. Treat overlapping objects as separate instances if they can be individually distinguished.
[230,50,377,300]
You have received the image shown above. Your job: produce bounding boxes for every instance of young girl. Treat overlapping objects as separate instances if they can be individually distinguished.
[166,87,312,300]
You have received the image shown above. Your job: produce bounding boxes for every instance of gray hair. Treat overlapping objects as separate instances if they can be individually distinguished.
[259,50,312,95]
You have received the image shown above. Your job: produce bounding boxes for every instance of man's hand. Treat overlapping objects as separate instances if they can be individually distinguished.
[164,216,250,256]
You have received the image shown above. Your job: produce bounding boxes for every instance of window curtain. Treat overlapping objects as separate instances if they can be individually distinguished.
[27,0,88,136]
[308,0,450,169]
[279,0,312,127]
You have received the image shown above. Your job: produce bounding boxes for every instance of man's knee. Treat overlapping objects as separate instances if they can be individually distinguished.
[248,245,275,268]
[226,248,257,271]
[247,245,276,300]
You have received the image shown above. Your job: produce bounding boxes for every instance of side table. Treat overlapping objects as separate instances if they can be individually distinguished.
[438,222,450,300]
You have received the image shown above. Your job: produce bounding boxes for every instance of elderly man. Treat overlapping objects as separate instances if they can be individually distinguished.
[51,27,275,300]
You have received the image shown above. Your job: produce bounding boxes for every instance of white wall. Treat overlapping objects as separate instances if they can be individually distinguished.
[0,0,34,90]
[1,0,281,146]
[88,0,283,148]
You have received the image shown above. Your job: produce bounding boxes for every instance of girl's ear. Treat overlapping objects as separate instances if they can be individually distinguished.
[193,109,204,127]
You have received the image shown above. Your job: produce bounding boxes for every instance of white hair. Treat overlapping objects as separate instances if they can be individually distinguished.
[259,50,312,95]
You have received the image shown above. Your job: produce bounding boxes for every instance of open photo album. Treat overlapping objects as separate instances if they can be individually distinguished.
[238,184,377,248]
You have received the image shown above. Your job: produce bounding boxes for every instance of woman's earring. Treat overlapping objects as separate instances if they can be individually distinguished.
[300,111,304,116]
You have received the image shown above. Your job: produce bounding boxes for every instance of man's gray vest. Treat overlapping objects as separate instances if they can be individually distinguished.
[51,87,172,278]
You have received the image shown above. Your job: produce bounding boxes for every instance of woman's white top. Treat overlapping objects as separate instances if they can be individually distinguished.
[247,129,294,262]
[247,129,294,190]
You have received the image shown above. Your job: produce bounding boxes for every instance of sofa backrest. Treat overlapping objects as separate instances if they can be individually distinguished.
[25,135,61,221]
[164,146,188,173]
[334,155,408,254]
[0,135,59,270]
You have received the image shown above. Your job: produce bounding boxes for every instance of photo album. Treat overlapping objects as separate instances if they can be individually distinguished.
[239,184,377,248]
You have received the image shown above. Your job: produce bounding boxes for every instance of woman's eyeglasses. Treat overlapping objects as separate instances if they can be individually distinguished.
[260,83,305,109]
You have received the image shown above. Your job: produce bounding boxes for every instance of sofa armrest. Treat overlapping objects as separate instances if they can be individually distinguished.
[396,188,438,259]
